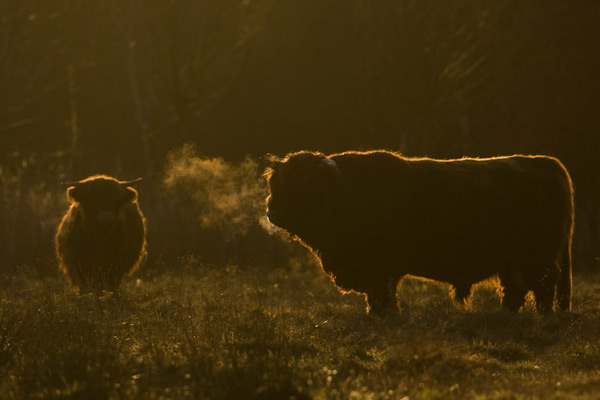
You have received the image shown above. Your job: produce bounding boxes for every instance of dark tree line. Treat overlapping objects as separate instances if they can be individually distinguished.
[1,0,599,271]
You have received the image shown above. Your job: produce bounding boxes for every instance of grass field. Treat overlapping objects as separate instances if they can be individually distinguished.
[1,257,599,400]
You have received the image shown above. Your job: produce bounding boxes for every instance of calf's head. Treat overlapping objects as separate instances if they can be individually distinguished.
[264,151,340,235]
[64,175,142,229]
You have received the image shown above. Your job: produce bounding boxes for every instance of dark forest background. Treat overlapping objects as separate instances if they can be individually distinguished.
[1,0,599,275]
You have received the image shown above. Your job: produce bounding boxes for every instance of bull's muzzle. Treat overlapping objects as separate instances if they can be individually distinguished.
[266,209,280,225]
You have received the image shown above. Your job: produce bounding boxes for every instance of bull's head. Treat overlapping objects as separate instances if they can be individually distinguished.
[264,151,340,236]
[64,175,142,229]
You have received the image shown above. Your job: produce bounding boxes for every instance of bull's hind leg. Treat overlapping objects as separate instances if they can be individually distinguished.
[532,282,556,313]
[556,249,572,311]
[531,270,560,313]
[501,287,528,311]
[499,274,528,311]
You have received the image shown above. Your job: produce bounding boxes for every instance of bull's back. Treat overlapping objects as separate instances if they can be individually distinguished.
[331,153,573,281]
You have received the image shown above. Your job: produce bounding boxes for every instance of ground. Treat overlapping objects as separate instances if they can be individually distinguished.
[1,257,599,400]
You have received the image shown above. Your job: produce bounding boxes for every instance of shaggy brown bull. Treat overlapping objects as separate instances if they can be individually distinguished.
[265,150,574,314]
[55,175,147,294]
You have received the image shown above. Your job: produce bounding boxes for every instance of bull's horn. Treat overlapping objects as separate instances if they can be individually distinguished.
[61,181,81,187]
[262,154,282,168]
[321,158,337,167]
[120,177,143,186]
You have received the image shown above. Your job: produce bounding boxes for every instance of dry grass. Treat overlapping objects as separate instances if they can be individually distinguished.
[1,259,599,400]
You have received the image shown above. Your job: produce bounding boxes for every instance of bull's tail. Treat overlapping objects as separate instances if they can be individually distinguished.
[556,159,574,312]
[556,246,572,311]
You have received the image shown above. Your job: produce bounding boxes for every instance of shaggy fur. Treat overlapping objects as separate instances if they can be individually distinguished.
[265,150,574,314]
[55,175,147,294]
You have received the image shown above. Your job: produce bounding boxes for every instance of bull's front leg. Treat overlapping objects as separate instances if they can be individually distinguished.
[323,255,401,315]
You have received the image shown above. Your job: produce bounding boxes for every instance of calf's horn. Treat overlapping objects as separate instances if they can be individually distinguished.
[120,177,143,186]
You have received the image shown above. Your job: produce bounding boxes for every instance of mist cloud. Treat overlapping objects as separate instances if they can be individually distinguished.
[163,144,275,237]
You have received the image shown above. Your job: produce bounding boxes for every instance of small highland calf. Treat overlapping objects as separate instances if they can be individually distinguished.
[265,150,574,314]
[55,175,147,294]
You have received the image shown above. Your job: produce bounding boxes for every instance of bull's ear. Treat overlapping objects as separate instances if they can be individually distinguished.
[320,158,337,169]
[124,187,138,203]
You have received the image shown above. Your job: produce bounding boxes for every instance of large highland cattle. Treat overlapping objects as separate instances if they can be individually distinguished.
[265,150,574,314]
[55,175,147,294]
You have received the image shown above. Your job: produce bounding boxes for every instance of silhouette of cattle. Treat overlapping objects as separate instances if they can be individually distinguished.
[55,175,147,294]
[265,150,574,314]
